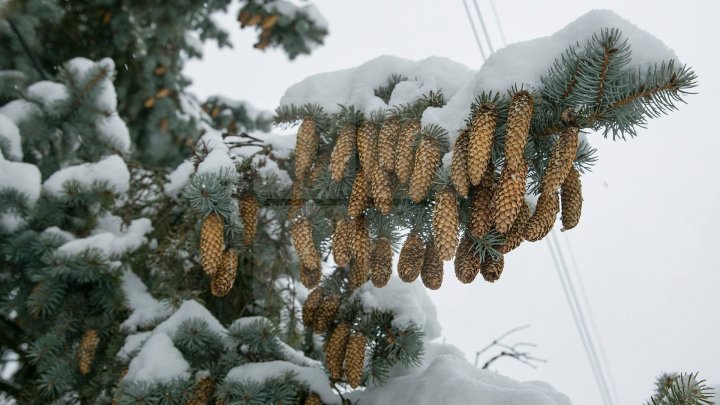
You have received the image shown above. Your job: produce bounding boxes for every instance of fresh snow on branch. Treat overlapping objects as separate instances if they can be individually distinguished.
[43,154,130,196]
[0,152,41,205]
[57,216,153,258]
[124,333,190,383]
[0,113,23,161]
[121,270,173,332]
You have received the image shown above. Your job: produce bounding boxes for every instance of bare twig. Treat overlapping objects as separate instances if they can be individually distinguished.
[474,325,547,371]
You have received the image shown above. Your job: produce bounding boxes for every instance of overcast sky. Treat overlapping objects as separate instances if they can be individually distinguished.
[185,1,720,403]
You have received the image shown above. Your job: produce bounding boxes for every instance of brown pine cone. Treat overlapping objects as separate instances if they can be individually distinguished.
[378,116,401,172]
[357,120,378,176]
[295,118,319,183]
[348,169,369,218]
[370,238,393,288]
[524,191,559,242]
[290,216,321,270]
[432,188,459,261]
[421,242,444,290]
[370,163,393,215]
[200,213,224,276]
[186,375,215,405]
[348,260,369,291]
[313,294,341,333]
[561,167,582,231]
[492,160,528,233]
[468,104,497,185]
[304,393,322,405]
[469,168,495,237]
[398,234,425,282]
[450,129,470,198]
[351,215,371,270]
[503,91,533,170]
[302,288,324,327]
[78,329,99,375]
[300,264,322,289]
[330,125,356,182]
[210,249,238,297]
[409,136,442,203]
[498,200,530,254]
[287,182,304,220]
[239,195,259,246]
[480,253,505,282]
[331,219,352,266]
[542,127,579,193]
[325,323,350,380]
[396,120,420,185]
[454,236,481,284]
[344,332,367,388]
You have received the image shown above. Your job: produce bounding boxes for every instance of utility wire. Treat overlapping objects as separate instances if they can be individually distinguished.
[7,18,49,81]
[471,0,494,53]
[461,0,487,62]
[487,0,507,48]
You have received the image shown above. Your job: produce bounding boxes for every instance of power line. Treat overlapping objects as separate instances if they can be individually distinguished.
[461,0,487,62]
[471,0,494,53]
[487,0,507,47]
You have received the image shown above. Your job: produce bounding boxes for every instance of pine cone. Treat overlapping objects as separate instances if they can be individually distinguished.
[344,332,367,388]
[351,215,371,271]
[239,195,259,246]
[288,182,304,220]
[396,120,420,185]
[498,200,530,254]
[398,233,424,282]
[492,160,527,233]
[186,375,215,405]
[305,393,322,405]
[480,252,504,282]
[432,188,459,261]
[295,118,319,183]
[542,127,579,193]
[331,219,352,266]
[503,91,533,170]
[370,238,393,288]
[78,329,99,375]
[313,294,341,333]
[325,323,350,380]
[409,136,442,203]
[378,116,401,172]
[468,104,497,186]
[290,216,321,270]
[200,214,224,276]
[421,242,444,290]
[454,236,481,284]
[524,191,559,242]
[302,288,324,327]
[469,168,495,238]
[348,169,368,218]
[450,129,470,198]
[370,163,393,215]
[357,121,377,175]
[561,167,583,231]
[330,125,356,182]
[211,249,238,297]
[300,264,322,289]
[348,260,369,291]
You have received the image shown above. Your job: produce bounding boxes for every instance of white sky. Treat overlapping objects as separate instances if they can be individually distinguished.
[185,1,720,403]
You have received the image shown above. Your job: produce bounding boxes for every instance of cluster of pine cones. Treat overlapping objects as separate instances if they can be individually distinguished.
[238,8,280,50]
[198,196,259,296]
[302,288,368,390]
[290,90,584,290]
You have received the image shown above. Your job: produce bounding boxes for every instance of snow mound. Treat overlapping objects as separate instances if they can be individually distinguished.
[0,99,37,125]
[164,160,195,198]
[196,131,235,174]
[152,300,228,342]
[95,113,131,153]
[0,152,41,205]
[225,360,338,404]
[0,113,22,160]
[353,343,571,405]
[64,57,118,112]
[125,332,190,383]
[57,217,152,258]
[354,275,442,341]
[43,154,130,196]
[121,270,173,332]
[26,80,69,106]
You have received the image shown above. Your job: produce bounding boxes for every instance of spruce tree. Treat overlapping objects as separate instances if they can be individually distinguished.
[0,3,711,405]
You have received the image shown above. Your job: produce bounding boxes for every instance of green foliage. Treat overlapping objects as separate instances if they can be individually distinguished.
[645,372,714,405]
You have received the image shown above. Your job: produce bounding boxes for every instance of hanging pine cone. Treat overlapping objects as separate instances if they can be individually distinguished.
[541,126,579,193]
[468,104,497,186]
[313,294,341,333]
[351,215,371,270]
[330,125,356,182]
[186,375,215,405]
[288,182,304,220]
[302,288,324,327]
[396,120,420,185]
[344,332,367,388]
[561,167,583,231]
[398,233,425,282]
[211,248,238,297]
[357,121,377,175]
[480,253,505,282]
[295,118,319,183]
[378,116,401,172]
[454,236,481,284]
[469,168,495,237]
[498,200,530,254]
[348,260,369,291]
[331,219,352,266]
[300,264,322,289]
[370,238,393,288]
[524,191,559,242]
[290,216,321,270]
[421,242,444,290]
[432,188,459,261]
[305,393,322,405]
[450,129,470,198]
[503,91,534,170]
[325,322,350,380]
[240,195,259,246]
[348,169,369,218]
[492,160,528,234]
[200,213,224,276]
[409,135,442,203]
[370,163,393,215]
[78,329,99,375]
